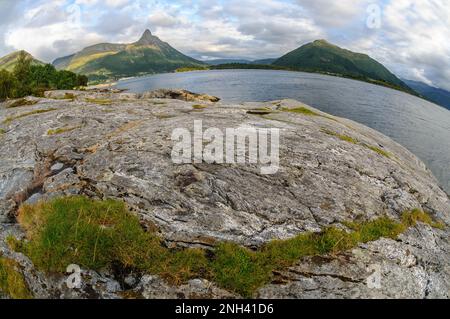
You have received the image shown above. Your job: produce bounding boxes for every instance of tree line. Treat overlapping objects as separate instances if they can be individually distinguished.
[0,52,88,100]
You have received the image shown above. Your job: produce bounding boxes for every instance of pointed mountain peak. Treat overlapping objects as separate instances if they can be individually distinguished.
[142,29,152,38]
[135,29,159,45]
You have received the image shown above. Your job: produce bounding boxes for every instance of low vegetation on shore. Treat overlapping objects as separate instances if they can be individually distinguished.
[8,196,445,298]
[175,66,209,72]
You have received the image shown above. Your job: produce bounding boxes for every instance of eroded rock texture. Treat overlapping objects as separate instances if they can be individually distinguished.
[0,90,449,299]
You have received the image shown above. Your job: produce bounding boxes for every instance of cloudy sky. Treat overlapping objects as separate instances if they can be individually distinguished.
[0,0,449,90]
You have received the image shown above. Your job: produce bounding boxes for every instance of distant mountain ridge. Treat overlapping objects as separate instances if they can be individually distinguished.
[272,40,414,94]
[0,50,43,71]
[205,58,277,66]
[403,79,450,110]
[2,33,438,102]
[53,29,205,82]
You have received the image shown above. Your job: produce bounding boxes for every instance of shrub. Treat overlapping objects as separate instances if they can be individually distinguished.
[0,69,16,99]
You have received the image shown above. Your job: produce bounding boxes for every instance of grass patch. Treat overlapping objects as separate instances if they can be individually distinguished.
[0,257,32,299]
[6,98,38,108]
[0,128,5,135]
[364,144,392,159]
[47,126,81,136]
[282,106,337,122]
[321,129,359,144]
[322,128,393,158]
[192,104,208,110]
[16,197,209,285]
[85,98,113,105]
[13,196,445,298]
[3,108,57,124]
[282,106,321,116]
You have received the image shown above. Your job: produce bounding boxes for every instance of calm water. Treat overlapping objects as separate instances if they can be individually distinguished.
[117,69,450,194]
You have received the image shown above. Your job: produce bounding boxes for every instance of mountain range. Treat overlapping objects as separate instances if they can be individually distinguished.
[52,29,205,82]
[402,79,450,110]
[205,58,277,65]
[0,30,448,109]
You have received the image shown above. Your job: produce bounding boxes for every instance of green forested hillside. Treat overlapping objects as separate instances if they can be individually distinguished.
[273,40,413,93]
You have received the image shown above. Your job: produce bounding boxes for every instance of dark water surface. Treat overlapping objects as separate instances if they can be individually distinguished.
[117,69,450,194]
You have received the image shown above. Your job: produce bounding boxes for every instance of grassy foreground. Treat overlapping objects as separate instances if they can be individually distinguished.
[9,196,445,298]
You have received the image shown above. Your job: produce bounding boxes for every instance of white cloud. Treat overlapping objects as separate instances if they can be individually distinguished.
[0,0,448,91]
[345,0,450,90]
[296,0,372,27]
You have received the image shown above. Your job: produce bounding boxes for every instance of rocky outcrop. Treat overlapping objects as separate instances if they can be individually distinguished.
[0,90,449,299]
[140,89,221,102]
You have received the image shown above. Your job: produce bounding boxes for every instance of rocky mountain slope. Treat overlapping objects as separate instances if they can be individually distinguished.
[0,50,43,72]
[52,30,205,82]
[273,40,414,94]
[0,90,449,299]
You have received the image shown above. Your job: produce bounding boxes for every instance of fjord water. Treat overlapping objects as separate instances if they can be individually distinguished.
[116,69,450,194]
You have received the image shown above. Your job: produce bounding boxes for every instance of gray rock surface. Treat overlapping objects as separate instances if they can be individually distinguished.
[0,90,449,299]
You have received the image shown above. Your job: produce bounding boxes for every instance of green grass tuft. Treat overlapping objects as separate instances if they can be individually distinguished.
[322,128,393,158]
[85,98,113,105]
[192,104,208,110]
[3,108,57,124]
[13,196,445,298]
[282,106,321,116]
[364,145,392,158]
[0,256,32,299]
[47,126,81,136]
[16,196,209,285]
[321,129,359,144]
